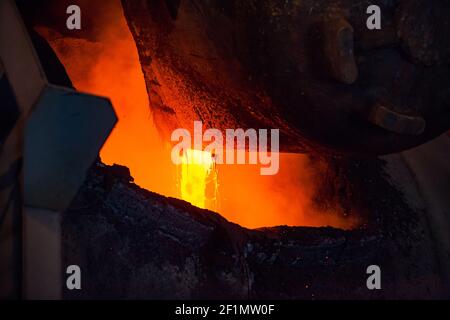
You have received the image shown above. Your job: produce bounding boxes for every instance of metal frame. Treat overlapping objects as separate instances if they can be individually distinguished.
[0,0,117,299]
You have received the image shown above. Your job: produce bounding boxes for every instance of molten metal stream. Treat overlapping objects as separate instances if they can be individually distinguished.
[179,149,218,210]
[38,0,358,229]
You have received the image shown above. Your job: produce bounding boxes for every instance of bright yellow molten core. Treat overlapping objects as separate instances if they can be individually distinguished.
[179,149,218,210]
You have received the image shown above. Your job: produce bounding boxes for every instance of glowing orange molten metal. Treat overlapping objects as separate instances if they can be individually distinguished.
[38,0,358,229]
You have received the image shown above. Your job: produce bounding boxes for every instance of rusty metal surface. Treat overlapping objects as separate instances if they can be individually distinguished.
[16,0,450,155]
[119,0,450,155]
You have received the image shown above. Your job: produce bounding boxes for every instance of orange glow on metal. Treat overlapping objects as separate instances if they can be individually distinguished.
[39,0,358,229]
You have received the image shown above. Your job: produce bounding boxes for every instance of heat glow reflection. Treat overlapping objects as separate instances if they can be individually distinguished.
[38,0,359,229]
